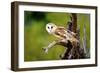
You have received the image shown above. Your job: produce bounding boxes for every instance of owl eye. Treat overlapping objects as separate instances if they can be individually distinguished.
[51,26,53,29]
[48,27,50,29]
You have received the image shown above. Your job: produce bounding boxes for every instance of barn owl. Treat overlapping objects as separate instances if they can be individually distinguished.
[46,23,79,43]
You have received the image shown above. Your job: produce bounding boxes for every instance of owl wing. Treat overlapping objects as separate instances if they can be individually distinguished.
[54,26,78,42]
[54,27,67,39]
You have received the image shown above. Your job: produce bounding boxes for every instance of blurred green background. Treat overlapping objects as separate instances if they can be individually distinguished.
[24,11,90,61]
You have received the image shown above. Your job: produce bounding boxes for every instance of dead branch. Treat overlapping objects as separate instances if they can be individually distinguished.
[61,13,86,59]
[71,13,77,33]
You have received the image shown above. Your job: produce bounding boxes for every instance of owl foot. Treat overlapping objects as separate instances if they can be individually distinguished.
[42,47,48,54]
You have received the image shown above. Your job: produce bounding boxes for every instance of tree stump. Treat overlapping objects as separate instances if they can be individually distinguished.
[61,13,86,59]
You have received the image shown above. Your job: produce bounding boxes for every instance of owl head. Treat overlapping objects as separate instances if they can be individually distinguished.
[46,23,57,34]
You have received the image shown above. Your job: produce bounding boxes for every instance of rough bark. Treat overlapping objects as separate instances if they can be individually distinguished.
[72,13,77,33]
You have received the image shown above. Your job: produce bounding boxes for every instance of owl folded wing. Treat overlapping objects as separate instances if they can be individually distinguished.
[54,27,67,39]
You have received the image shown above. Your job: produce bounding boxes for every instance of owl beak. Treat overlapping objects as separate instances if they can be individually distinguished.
[48,30,52,34]
[48,31,52,34]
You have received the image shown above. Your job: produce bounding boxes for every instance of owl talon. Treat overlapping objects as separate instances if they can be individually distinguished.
[42,47,48,53]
